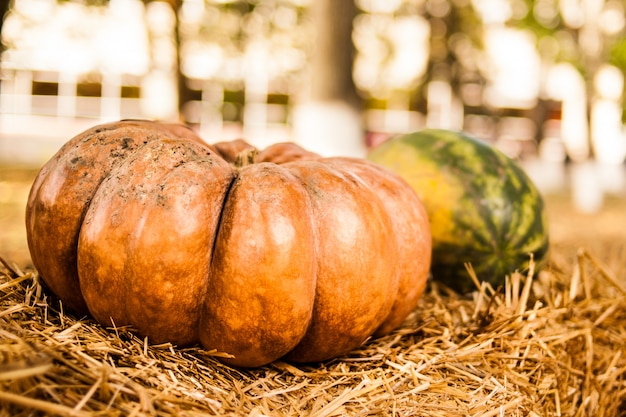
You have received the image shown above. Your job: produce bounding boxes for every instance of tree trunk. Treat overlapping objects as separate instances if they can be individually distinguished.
[171,0,194,119]
[293,0,365,157]
[308,0,361,109]
[142,0,191,121]
[0,0,10,55]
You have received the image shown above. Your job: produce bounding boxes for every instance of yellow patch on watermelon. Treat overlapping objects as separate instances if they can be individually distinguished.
[369,142,462,245]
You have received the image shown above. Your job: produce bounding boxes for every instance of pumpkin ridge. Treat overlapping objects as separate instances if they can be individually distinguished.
[281,160,402,363]
[207,168,239,274]
[26,122,187,313]
[75,135,202,236]
[77,138,233,345]
[199,162,317,367]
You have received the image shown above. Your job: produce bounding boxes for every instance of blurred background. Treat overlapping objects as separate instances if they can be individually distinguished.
[1,0,625,266]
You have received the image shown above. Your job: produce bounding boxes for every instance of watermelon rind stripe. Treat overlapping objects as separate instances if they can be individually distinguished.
[368,128,550,293]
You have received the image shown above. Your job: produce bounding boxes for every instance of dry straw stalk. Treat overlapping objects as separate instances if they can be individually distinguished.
[1,246,626,417]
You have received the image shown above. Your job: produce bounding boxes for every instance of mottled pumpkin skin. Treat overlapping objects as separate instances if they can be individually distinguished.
[368,129,549,293]
[26,120,431,367]
[25,120,209,313]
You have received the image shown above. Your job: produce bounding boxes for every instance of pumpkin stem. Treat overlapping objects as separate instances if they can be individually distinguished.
[234,148,258,167]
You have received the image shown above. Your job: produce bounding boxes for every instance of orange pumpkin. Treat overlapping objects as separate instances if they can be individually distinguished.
[26,120,431,367]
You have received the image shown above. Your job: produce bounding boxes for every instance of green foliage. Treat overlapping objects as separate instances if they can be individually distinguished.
[57,0,110,5]
[508,0,626,122]
[609,38,626,73]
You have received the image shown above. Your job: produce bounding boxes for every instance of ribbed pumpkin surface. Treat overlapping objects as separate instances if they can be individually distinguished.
[25,120,432,367]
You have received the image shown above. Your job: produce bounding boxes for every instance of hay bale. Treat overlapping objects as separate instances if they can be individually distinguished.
[1,248,626,416]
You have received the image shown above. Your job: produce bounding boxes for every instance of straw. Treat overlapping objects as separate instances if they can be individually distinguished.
[1,246,625,416]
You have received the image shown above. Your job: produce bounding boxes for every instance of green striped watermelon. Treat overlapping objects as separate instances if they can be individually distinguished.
[368,129,549,293]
